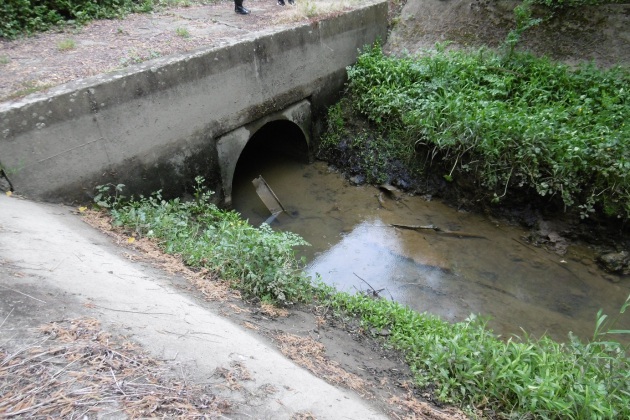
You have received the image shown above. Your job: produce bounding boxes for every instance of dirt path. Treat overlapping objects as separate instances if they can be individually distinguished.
[2,0,628,102]
[0,0,354,102]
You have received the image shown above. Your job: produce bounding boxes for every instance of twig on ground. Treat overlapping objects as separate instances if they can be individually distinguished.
[0,284,46,303]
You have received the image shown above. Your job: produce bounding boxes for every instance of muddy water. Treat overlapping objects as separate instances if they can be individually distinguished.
[232,153,630,343]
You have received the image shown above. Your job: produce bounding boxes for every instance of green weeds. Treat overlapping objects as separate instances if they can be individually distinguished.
[504,0,542,59]
[57,39,76,51]
[331,42,630,218]
[1,0,150,39]
[2,80,54,101]
[322,288,630,418]
[94,179,312,304]
[175,27,190,38]
[118,49,161,67]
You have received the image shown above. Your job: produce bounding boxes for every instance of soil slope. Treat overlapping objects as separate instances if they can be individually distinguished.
[386,0,630,69]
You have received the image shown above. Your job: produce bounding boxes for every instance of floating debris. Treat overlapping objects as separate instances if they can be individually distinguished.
[252,175,286,224]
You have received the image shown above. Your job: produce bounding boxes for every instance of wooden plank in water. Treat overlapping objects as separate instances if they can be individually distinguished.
[252,175,286,216]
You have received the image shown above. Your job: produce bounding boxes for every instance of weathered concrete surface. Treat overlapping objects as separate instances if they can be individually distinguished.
[0,0,387,204]
[0,193,389,419]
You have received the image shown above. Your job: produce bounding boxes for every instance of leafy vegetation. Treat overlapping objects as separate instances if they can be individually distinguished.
[1,0,147,39]
[321,287,630,418]
[175,26,190,38]
[0,0,211,39]
[321,43,630,218]
[94,179,312,304]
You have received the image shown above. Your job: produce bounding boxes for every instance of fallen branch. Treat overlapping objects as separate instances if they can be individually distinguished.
[0,284,46,303]
[353,272,384,298]
[390,223,487,239]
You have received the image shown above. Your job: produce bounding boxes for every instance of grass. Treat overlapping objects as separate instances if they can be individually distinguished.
[118,49,161,67]
[1,1,214,39]
[94,180,630,419]
[2,81,54,101]
[57,39,77,51]
[321,42,630,220]
[272,0,359,24]
[175,27,190,38]
[323,288,630,418]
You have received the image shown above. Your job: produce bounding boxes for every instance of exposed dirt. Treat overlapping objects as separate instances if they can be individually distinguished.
[385,0,630,69]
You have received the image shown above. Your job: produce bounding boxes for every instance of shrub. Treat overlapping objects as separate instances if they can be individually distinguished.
[94,178,313,304]
[339,43,630,218]
[324,288,630,418]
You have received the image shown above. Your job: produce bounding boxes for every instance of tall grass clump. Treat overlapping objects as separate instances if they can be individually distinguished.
[341,42,630,218]
[322,287,630,418]
[94,178,312,304]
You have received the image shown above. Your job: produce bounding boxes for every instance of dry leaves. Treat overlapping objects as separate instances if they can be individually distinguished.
[389,393,469,420]
[0,317,230,418]
[260,302,289,318]
[274,332,370,397]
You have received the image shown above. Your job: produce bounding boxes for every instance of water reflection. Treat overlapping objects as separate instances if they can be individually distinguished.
[232,151,630,343]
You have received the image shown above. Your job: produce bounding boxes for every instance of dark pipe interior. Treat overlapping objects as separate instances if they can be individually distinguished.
[236,120,309,166]
[231,120,309,221]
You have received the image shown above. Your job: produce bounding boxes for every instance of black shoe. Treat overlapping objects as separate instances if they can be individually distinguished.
[235,5,250,14]
[277,0,285,5]
[288,0,294,4]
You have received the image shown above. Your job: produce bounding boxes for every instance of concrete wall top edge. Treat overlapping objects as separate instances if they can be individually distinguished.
[0,0,386,120]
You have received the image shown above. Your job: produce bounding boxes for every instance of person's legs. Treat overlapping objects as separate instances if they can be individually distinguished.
[235,0,250,14]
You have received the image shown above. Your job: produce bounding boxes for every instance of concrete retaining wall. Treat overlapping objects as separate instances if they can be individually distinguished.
[0,0,387,204]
